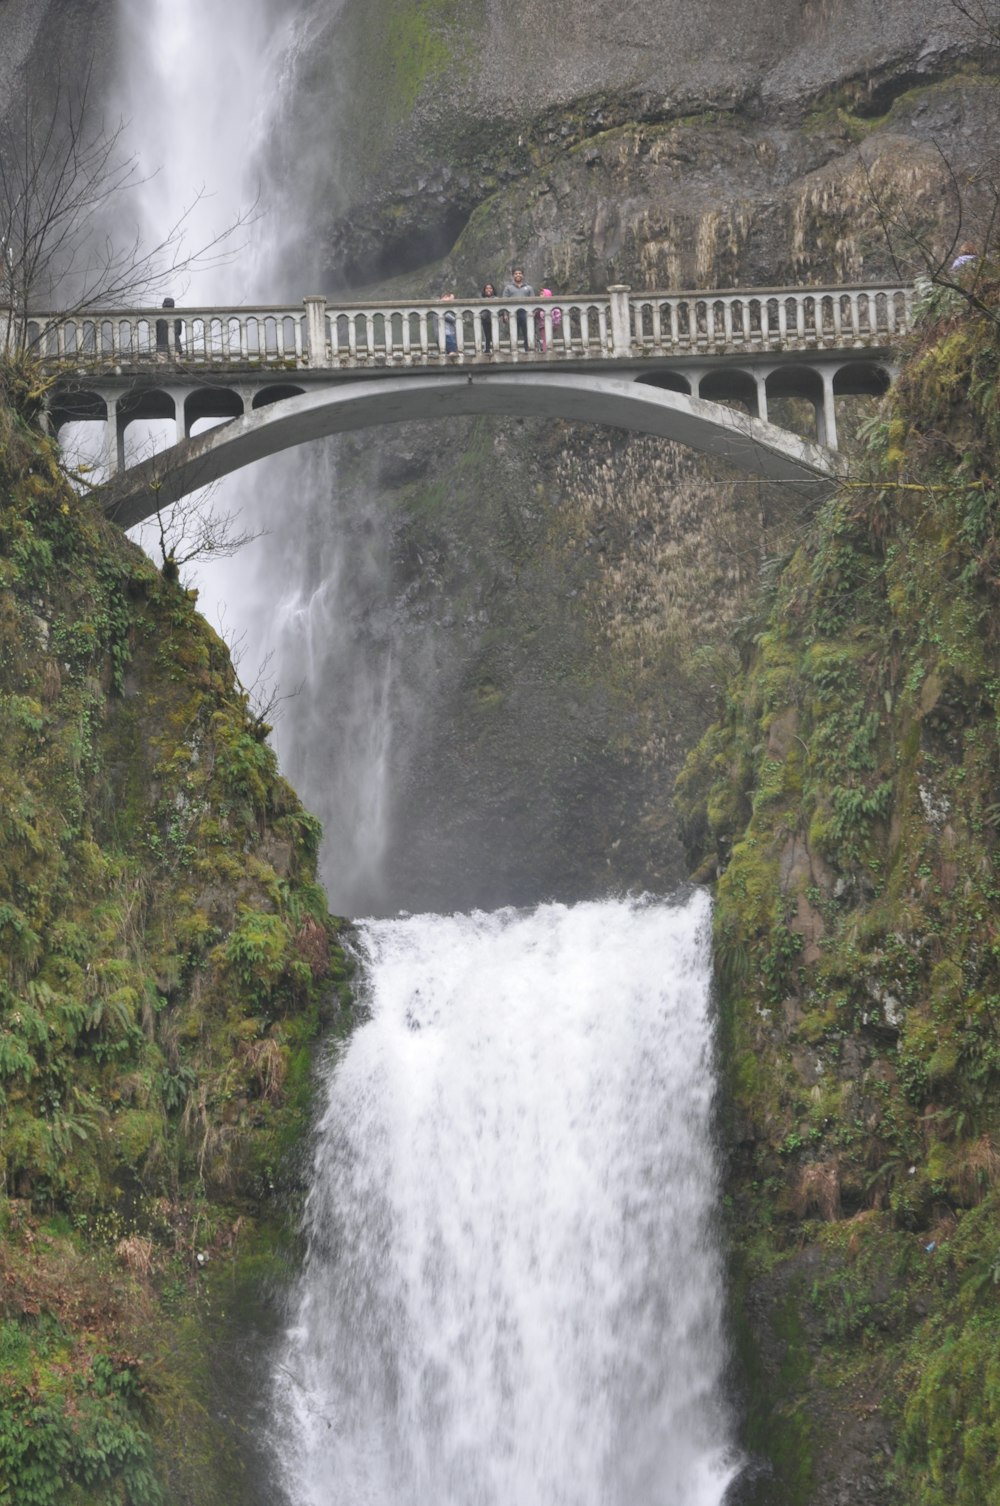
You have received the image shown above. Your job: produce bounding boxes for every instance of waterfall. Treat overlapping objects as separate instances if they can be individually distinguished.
[273,890,739,1506]
[111,16,741,1500]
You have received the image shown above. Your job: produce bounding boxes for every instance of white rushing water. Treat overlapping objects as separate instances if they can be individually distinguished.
[116,0,414,916]
[274,890,738,1506]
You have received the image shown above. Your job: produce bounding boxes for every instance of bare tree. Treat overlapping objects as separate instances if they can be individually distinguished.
[0,61,256,355]
[145,487,264,585]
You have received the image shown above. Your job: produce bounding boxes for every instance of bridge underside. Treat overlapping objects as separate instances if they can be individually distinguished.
[100,372,844,529]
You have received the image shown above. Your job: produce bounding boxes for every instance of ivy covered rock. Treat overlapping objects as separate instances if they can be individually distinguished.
[0,363,351,1505]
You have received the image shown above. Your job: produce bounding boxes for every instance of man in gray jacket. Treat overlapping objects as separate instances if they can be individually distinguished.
[501,266,535,351]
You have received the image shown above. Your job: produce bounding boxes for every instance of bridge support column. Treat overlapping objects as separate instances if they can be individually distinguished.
[607,285,632,357]
[818,368,838,449]
[165,388,192,443]
[304,296,328,366]
[754,373,769,424]
[105,395,125,477]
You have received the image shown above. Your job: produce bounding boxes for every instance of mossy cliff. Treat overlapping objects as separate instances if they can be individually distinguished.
[677,274,1000,1503]
[0,363,349,1506]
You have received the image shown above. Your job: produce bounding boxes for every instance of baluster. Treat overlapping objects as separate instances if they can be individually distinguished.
[723,299,733,345]
[850,294,861,340]
[796,297,806,342]
[669,300,680,349]
[597,305,609,352]
[832,296,843,341]
[651,302,663,351]
[576,307,588,350]
[401,311,412,361]
[348,315,358,358]
[777,299,788,342]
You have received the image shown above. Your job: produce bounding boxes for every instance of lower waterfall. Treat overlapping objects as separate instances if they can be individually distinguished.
[271,889,739,1506]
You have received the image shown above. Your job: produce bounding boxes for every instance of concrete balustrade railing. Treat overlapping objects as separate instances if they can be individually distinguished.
[15,282,912,372]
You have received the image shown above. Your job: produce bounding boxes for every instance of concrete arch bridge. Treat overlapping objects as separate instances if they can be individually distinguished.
[24,282,911,529]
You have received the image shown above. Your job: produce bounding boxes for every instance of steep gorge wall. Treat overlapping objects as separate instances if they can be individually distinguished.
[678,275,1000,1506]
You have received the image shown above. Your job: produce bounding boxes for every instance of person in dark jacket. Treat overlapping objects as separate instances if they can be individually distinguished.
[480,282,497,353]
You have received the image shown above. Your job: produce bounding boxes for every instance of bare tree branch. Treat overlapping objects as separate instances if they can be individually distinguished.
[0,60,258,356]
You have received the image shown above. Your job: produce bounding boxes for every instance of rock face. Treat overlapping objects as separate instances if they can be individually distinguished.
[265,0,971,288]
[250,0,994,915]
[0,0,117,124]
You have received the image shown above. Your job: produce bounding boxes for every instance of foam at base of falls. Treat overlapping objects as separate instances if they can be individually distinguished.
[272,890,739,1506]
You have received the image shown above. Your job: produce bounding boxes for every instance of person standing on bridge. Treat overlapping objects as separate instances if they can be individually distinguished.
[438,292,458,355]
[155,297,183,356]
[501,266,535,351]
[480,282,497,354]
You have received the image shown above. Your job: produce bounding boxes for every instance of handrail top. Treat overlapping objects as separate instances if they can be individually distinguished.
[25,281,914,322]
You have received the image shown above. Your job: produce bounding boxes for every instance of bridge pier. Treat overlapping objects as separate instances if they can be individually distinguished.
[105,394,125,475]
[754,372,769,425]
[818,368,838,450]
[608,286,633,358]
[305,296,328,365]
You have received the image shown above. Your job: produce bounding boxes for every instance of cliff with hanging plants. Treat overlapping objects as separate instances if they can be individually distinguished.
[0,359,351,1506]
[677,268,1000,1505]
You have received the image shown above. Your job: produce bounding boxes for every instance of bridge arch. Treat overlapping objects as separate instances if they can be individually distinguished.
[104,371,843,530]
[698,368,761,417]
[833,360,892,398]
[634,371,693,396]
[251,383,307,410]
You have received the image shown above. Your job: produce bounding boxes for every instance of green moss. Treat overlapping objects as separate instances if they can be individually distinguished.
[0,357,353,1503]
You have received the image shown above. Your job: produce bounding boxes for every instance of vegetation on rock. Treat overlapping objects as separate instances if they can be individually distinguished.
[0,357,350,1505]
[677,266,1000,1504]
